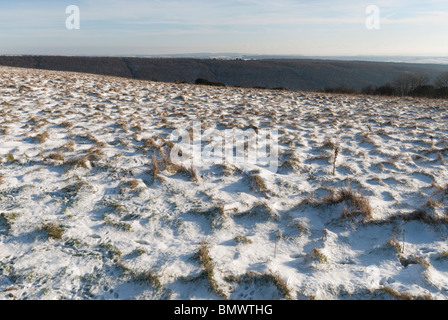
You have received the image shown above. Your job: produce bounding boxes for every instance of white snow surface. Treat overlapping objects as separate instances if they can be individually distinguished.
[1,66,448,300]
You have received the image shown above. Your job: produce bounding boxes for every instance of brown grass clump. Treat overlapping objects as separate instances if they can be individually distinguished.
[431,182,448,195]
[47,152,64,162]
[41,222,64,240]
[225,271,293,300]
[197,240,226,298]
[0,125,9,136]
[126,179,139,190]
[396,209,448,225]
[379,287,432,300]
[64,152,101,170]
[437,152,446,165]
[321,138,338,150]
[268,271,293,300]
[165,160,199,183]
[6,152,14,162]
[142,137,160,151]
[218,163,243,176]
[248,173,267,193]
[424,198,444,209]
[34,131,49,143]
[279,158,300,173]
[234,235,253,245]
[133,270,163,290]
[306,248,328,264]
[151,153,160,177]
[398,255,430,268]
[323,187,372,220]
[60,121,73,128]
[61,141,76,153]
[387,235,403,254]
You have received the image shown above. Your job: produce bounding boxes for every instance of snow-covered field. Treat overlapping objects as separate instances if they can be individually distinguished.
[1,66,448,300]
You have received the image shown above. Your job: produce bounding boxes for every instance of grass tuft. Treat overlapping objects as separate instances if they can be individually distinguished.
[34,131,49,143]
[235,235,253,245]
[197,240,226,298]
[41,222,64,240]
[323,187,372,220]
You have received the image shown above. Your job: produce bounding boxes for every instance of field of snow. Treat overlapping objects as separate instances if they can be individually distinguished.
[1,66,448,300]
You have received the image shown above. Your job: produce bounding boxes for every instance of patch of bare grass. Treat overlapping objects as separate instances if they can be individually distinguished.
[197,240,226,298]
[34,131,49,143]
[323,187,372,220]
[41,222,64,240]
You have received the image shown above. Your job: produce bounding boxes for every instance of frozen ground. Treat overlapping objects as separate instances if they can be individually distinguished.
[1,66,448,300]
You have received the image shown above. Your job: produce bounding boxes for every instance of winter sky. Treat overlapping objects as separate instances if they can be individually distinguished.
[0,0,447,56]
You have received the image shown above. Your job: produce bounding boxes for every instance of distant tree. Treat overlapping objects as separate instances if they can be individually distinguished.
[323,86,357,94]
[393,73,429,96]
[195,78,225,87]
[410,73,429,90]
[410,85,436,98]
[361,85,375,95]
[435,72,448,89]
[435,87,448,99]
[374,83,395,96]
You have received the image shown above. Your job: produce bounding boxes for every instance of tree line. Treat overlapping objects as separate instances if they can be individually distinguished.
[324,71,448,99]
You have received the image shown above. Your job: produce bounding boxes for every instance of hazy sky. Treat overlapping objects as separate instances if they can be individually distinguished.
[0,0,447,56]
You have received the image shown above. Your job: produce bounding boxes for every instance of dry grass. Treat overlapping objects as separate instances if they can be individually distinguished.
[61,141,76,153]
[126,179,139,190]
[279,158,300,173]
[437,152,446,165]
[41,222,64,240]
[218,163,243,176]
[34,131,49,143]
[60,121,73,128]
[379,287,432,300]
[225,271,293,300]
[151,154,160,179]
[321,138,338,150]
[387,235,403,254]
[424,198,444,209]
[142,137,160,151]
[397,209,448,225]
[103,215,132,232]
[6,152,14,162]
[248,173,267,193]
[197,240,226,298]
[234,235,253,245]
[306,248,328,264]
[398,255,430,268]
[0,213,18,231]
[432,182,448,195]
[47,152,64,162]
[133,270,163,290]
[268,271,293,300]
[166,161,199,183]
[323,187,372,220]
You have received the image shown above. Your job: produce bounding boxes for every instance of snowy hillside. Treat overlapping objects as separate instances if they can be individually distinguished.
[1,66,448,300]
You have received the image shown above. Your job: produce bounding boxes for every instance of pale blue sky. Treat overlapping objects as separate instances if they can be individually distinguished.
[0,0,447,56]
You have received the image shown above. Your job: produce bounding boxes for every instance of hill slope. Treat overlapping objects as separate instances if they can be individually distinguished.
[1,56,448,91]
[1,66,448,300]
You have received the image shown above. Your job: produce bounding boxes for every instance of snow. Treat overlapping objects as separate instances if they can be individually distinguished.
[1,66,448,300]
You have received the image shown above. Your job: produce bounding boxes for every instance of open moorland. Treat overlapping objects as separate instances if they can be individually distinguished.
[1,66,448,300]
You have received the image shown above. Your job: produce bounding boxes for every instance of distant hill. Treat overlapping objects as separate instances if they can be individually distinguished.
[1,55,448,91]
